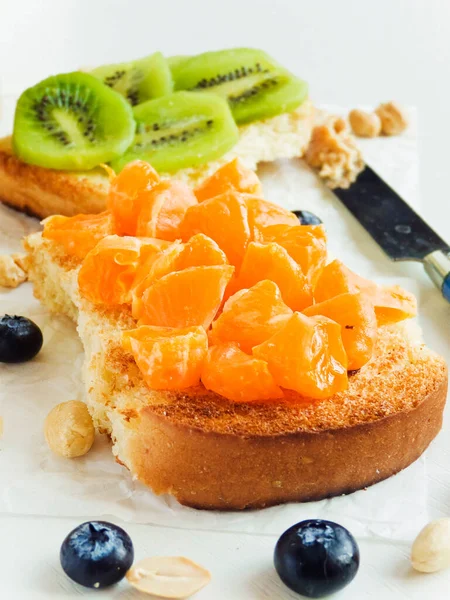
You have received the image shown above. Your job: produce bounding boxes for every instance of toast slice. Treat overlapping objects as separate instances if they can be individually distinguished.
[25,231,448,510]
[0,100,314,219]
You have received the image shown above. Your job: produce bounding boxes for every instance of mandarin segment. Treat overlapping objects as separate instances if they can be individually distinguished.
[253,312,348,399]
[42,211,115,259]
[303,292,377,370]
[78,235,158,305]
[201,343,283,402]
[136,180,198,241]
[210,280,293,353]
[106,160,160,235]
[245,196,299,238]
[131,236,228,319]
[122,325,208,390]
[180,191,251,268]
[194,158,262,201]
[139,264,234,328]
[260,224,328,285]
[315,259,417,325]
[236,242,313,311]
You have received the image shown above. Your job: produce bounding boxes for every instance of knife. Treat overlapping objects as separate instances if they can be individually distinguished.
[332,165,450,302]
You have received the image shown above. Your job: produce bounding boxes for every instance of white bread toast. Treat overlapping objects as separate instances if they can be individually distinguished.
[0,100,314,219]
[25,231,448,510]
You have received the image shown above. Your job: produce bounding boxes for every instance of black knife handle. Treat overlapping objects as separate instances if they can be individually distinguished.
[423,250,450,301]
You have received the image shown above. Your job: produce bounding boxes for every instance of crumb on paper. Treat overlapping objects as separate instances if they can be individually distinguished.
[0,253,29,288]
[304,116,364,189]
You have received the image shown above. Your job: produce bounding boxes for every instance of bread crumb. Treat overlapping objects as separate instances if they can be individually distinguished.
[305,117,364,189]
[0,253,29,288]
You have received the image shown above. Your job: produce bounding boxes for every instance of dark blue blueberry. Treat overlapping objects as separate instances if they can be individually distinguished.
[0,315,43,363]
[292,210,322,225]
[60,521,134,589]
[274,519,359,598]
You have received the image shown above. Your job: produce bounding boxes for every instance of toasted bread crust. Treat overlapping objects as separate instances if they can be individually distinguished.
[0,137,109,218]
[0,100,314,219]
[119,373,447,509]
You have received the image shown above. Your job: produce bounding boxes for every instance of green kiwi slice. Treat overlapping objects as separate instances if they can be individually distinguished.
[91,52,173,106]
[167,55,192,79]
[173,48,308,124]
[13,72,135,171]
[110,91,239,173]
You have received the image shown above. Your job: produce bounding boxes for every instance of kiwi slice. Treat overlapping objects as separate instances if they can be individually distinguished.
[110,91,239,173]
[91,52,173,105]
[173,48,308,124]
[13,72,135,171]
[167,55,192,79]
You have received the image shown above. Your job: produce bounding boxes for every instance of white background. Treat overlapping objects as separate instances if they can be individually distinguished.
[1,0,450,598]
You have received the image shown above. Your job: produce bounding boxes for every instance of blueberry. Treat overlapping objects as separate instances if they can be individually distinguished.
[60,521,134,589]
[274,519,359,598]
[0,315,43,363]
[292,210,322,225]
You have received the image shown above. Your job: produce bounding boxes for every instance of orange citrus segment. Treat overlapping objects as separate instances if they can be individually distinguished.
[136,180,198,241]
[303,292,377,370]
[245,196,299,238]
[210,280,293,353]
[260,224,328,286]
[131,235,228,320]
[139,265,234,329]
[42,212,115,259]
[175,233,228,270]
[236,242,313,311]
[106,160,160,236]
[201,343,283,402]
[180,191,251,268]
[194,158,262,201]
[78,235,160,305]
[315,259,417,325]
[253,312,348,399]
[122,325,207,390]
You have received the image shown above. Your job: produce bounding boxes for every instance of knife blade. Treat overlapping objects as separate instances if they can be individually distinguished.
[332,165,450,301]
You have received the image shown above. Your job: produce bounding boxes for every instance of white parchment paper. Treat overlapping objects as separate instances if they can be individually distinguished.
[0,105,448,542]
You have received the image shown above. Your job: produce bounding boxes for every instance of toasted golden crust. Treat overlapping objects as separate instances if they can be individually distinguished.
[25,231,448,509]
[0,100,314,219]
[0,137,109,218]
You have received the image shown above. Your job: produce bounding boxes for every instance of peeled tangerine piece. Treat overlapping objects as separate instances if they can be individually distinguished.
[138,265,234,329]
[314,259,417,325]
[180,191,251,268]
[246,196,300,237]
[236,242,313,311]
[253,312,348,399]
[210,280,293,353]
[106,160,160,236]
[304,292,377,370]
[194,158,262,201]
[126,556,211,598]
[260,223,328,286]
[202,342,283,403]
[136,180,198,241]
[78,235,166,305]
[131,235,227,320]
[42,212,115,260]
[122,326,207,390]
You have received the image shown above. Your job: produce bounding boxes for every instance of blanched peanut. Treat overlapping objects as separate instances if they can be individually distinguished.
[375,102,408,136]
[411,518,450,573]
[348,109,381,138]
[44,400,95,458]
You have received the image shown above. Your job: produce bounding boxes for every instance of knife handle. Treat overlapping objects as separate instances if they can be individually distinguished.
[423,250,450,302]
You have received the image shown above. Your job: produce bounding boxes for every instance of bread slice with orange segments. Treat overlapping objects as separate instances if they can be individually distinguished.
[24,159,448,510]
